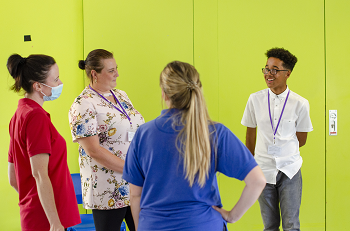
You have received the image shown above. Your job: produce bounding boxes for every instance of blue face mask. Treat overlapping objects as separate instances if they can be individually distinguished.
[40,83,63,101]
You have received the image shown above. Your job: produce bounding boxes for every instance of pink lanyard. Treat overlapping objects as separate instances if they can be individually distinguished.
[89,85,132,125]
[268,90,290,144]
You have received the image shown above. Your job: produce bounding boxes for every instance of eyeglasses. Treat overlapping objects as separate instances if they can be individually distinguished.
[262,68,288,75]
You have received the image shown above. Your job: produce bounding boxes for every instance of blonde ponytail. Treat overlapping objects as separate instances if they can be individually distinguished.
[160,61,215,187]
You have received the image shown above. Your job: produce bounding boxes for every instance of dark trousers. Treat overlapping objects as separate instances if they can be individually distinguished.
[92,206,135,231]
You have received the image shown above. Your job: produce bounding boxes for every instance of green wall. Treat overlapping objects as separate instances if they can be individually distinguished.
[0,1,83,229]
[193,0,325,230]
[83,0,193,121]
[0,0,347,230]
[325,0,350,229]
[217,1,325,230]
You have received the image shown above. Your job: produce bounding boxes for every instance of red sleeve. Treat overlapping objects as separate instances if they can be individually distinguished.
[26,111,52,157]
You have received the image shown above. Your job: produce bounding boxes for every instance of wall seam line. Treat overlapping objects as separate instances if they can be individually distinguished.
[217,0,219,123]
[193,0,195,66]
[324,0,327,230]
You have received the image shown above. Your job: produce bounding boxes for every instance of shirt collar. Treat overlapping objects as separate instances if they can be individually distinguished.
[268,86,290,99]
[19,98,41,107]
[18,98,50,116]
[161,108,181,117]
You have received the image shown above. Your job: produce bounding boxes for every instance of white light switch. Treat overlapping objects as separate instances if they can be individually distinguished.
[329,110,337,136]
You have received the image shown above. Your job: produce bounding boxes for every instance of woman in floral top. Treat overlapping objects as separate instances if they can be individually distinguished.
[69,49,144,231]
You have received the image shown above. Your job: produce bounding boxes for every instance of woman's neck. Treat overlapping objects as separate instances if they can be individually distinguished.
[25,92,44,107]
[90,83,111,94]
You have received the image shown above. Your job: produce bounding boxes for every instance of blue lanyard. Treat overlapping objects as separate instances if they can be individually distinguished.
[89,85,132,125]
[268,90,290,144]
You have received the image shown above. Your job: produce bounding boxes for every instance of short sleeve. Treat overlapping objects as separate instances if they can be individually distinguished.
[69,96,98,142]
[296,100,313,132]
[26,112,52,157]
[122,130,145,187]
[241,95,257,128]
[216,125,257,181]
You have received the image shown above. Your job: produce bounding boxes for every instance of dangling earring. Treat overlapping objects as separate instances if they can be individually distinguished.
[94,78,97,83]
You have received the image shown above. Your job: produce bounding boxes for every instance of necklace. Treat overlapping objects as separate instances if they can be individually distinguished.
[102,92,112,97]
[90,86,113,96]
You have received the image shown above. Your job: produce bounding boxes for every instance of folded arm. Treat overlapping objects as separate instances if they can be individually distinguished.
[77,135,124,173]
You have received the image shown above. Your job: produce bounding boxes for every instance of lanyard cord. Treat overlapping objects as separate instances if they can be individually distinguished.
[89,85,132,125]
[268,90,290,143]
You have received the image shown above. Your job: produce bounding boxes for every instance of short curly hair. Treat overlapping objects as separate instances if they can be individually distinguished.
[265,48,298,71]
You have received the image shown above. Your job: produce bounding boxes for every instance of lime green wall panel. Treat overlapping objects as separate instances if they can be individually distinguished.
[0,1,83,229]
[217,0,325,229]
[83,0,193,122]
[194,0,219,121]
[325,0,350,229]
[1,0,347,229]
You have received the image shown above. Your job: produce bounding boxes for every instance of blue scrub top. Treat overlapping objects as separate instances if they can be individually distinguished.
[123,109,257,231]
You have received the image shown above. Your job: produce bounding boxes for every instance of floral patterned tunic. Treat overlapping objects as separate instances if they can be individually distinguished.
[69,86,144,210]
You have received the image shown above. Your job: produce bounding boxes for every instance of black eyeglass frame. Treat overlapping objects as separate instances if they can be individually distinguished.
[262,68,289,75]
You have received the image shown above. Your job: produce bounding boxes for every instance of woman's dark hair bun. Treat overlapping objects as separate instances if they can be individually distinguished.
[7,54,24,79]
[78,60,86,70]
[7,53,56,93]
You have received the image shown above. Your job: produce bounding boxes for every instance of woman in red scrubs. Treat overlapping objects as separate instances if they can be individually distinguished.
[7,54,81,231]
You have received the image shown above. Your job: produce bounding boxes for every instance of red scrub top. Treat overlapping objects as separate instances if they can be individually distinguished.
[8,98,80,231]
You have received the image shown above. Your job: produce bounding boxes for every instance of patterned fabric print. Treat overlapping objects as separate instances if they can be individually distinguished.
[69,86,144,210]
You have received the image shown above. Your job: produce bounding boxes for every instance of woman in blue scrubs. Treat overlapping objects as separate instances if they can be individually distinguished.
[123,61,266,231]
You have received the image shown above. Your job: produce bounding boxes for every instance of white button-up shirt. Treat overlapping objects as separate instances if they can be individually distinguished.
[241,87,313,184]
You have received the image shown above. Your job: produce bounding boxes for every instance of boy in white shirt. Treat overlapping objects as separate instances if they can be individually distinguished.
[241,47,313,231]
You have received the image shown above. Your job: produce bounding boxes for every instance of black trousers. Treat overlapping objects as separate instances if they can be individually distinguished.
[92,206,135,231]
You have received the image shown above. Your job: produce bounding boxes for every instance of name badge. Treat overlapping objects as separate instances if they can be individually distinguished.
[268,145,282,156]
[127,128,136,142]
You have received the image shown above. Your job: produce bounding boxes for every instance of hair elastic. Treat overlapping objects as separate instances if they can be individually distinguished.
[19,57,27,65]
[186,81,197,91]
